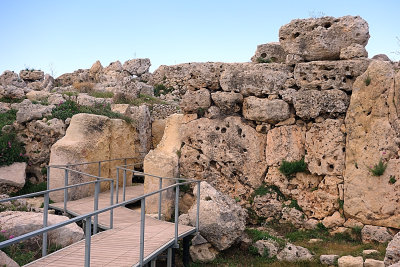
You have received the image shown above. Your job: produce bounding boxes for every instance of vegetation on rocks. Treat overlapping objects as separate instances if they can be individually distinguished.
[0,96,25,103]
[114,93,167,107]
[368,159,387,176]
[89,91,114,98]
[278,158,308,178]
[256,57,273,63]
[0,132,27,167]
[154,84,174,97]
[49,100,132,123]
[10,181,47,197]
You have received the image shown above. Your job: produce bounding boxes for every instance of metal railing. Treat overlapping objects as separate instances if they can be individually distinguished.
[48,157,142,234]
[0,159,200,267]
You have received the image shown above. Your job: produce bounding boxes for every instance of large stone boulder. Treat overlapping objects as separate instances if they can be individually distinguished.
[122,58,151,76]
[187,182,247,251]
[0,162,26,194]
[340,43,368,60]
[243,97,290,123]
[279,16,369,61]
[385,232,400,266]
[144,114,184,219]
[277,243,313,262]
[294,59,370,91]
[211,91,243,114]
[344,60,400,228]
[0,251,19,267]
[180,88,211,113]
[266,125,306,166]
[265,168,341,220]
[14,99,54,124]
[49,114,140,201]
[0,71,26,88]
[293,89,349,119]
[149,62,225,92]
[189,243,219,263]
[0,211,83,247]
[337,256,364,267]
[305,119,345,176]
[220,63,293,97]
[361,225,393,244]
[16,118,66,182]
[180,116,267,199]
[19,70,44,82]
[251,42,287,63]
[253,239,280,258]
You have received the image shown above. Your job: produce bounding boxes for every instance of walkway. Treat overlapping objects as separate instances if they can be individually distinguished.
[25,185,196,267]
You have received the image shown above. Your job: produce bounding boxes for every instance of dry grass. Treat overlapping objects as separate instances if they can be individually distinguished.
[72,82,94,93]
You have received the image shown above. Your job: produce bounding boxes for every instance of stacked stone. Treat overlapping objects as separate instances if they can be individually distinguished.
[149,15,400,232]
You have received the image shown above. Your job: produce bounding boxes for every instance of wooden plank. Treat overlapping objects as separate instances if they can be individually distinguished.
[26,184,196,267]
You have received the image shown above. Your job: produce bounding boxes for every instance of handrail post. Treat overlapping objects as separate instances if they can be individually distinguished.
[46,166,50,190]
[98,162,101,177]
[63,168,69,215]
[116,167,119,204]
[196,181,200,233]
[110,180,114,229]
[42,191,49,257]
[93,179,99,234]
[158,178,162,220]
[140,198,145,266]
[85,216,92,267]
[174,182,179,247]
[123,169,127,202]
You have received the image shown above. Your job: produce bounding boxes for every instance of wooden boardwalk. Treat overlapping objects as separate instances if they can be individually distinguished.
[26,185,195,267]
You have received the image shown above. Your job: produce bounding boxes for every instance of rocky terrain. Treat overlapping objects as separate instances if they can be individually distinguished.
[0,15,399,266]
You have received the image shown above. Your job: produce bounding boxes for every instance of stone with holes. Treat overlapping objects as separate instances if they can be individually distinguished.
[180,116,267,199]
[279,16,369,61]
[251,42,287,63]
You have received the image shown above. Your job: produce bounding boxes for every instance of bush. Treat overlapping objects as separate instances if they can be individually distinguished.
[278,158,308,178]
[72,82,94,93]
[49,100,132,123]
[256,57,273,63]
[89,91,114,98]
[0,132,27,167]
[389,175,396,184]
[365,75,371,86]
[0,96,25,103]
[154,84,174,97]
[0,109,17,130]
[368,159,387,176]
[113,93,167,106]
[10,181,47,197]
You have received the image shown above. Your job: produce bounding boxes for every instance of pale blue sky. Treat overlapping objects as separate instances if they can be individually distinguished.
[1,0,399,77]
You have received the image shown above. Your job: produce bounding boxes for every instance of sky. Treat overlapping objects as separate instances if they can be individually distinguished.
[0,0,399,77]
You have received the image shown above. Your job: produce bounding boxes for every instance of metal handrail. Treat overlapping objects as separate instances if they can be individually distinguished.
[116,165,201,267]
[0,159,201,267]
[0,177,199,267]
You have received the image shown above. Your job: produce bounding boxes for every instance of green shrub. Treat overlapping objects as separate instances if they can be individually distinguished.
[338,199,344,210]
[288,199,303,212]
[368,159,387,176]
[279,158,308,178]
[49,100,132,123]
[365,75,371,86]
[89,91,114,98]
[0,132,27,167]
[0,109,17,130]
[256,57,273,63]
[10,181,47,197]
[113,93,167,107]
[0,96,25,103]
[154,84,174,97]
[389,175,396,184]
